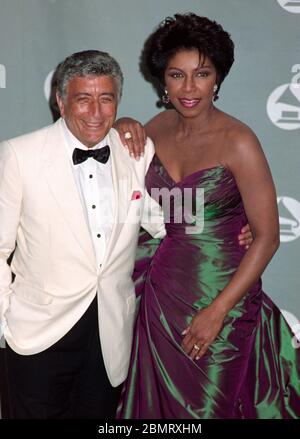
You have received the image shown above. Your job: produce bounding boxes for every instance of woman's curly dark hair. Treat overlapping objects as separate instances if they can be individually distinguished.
[141,13,234,95]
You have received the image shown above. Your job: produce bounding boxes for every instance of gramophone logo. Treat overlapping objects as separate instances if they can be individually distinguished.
[277,0,300,13]
[278,196,300,242]
[44,69,55,101]
[267,65,300,130]
[0,63,6,89]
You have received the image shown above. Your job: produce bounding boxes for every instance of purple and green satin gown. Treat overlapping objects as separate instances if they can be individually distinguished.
[117,155,300,419]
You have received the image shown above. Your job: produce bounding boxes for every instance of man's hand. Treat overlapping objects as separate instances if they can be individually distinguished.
[238,224,253,249]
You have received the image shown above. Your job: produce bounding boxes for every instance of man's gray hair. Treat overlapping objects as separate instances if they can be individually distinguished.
[56,50,124,102]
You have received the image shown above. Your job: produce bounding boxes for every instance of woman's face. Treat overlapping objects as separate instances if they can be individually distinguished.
[164,49,217,117]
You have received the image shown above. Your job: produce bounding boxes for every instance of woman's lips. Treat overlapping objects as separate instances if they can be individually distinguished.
[179,98,201,108]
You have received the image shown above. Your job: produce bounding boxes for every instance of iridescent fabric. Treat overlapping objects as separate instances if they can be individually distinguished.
[117,155,300,419]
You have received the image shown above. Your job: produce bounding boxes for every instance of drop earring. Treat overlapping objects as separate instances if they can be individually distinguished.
[162,88,170,105]
[213,84,219,102]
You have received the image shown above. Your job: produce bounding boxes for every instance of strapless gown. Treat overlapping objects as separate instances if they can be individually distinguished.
[117,155,300,419]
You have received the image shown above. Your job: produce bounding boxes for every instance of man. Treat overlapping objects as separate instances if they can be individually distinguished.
[0,50,165,418]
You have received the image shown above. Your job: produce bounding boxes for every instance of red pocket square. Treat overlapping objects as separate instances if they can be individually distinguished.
[131,190,142,200]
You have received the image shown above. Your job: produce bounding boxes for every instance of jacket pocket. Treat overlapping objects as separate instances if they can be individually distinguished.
[13,281,53,306]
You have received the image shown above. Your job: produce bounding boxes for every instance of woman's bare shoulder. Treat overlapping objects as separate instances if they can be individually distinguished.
[145,110,176,140]
[218,112,259,147]
[220,114,268,172]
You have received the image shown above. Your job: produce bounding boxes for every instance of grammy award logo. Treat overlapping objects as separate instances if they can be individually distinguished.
[44,69,55,101]
[0,64,6,89]
[267,65,300,130]
[277,196,300,242]
[277,0,300,13]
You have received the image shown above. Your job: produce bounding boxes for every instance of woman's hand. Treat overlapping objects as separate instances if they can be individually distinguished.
[114,117,147,159]
[181,304,226,360]
[238,223,253,249]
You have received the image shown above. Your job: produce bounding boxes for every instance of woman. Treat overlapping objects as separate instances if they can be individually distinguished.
[116,13,300,418]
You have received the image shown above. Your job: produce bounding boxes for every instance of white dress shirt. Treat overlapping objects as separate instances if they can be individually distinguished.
[62,119,115,267]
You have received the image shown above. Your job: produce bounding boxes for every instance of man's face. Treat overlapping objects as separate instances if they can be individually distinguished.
[57,75,118,148]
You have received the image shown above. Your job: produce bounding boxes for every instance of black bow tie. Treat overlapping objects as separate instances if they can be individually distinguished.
[72,145,110,165]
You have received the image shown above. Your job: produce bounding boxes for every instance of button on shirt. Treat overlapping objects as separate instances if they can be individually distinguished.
[62,120,115,267]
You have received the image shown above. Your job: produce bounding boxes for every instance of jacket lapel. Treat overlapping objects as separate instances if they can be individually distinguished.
[101,130,132,268]
[43,121,96,266]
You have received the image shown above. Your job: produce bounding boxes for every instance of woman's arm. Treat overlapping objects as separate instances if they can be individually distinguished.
[213,129,279,311]
[182,127,279,359]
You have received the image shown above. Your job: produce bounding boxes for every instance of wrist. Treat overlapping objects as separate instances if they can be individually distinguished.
[210,298,230,318]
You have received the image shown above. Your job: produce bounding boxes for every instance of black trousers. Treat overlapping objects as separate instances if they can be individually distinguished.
[5,296,122,419]
[0,347,10,418]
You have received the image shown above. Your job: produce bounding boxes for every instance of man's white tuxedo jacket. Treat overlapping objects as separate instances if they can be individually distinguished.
[0,119,165,386]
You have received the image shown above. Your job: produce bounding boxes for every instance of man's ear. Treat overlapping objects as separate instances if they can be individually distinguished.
[56,92,64,118]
